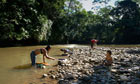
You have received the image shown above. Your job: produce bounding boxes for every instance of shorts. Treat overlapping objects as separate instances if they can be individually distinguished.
[30,51,36,66]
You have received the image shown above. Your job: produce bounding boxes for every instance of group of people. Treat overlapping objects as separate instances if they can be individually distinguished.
[30,39,113,67]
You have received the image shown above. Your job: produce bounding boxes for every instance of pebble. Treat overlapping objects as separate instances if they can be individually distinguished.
[42,74,48,78]
[120,75,129,81]
[42,66,46,69]
[55,47,140,84]
[136,72,140,78]
[50,75,56,79]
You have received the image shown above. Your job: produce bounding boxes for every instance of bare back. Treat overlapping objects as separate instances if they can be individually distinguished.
[34,48,46,55]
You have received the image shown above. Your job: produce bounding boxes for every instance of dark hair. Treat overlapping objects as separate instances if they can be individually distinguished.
[45,45,51,51]
[107,50,112,55]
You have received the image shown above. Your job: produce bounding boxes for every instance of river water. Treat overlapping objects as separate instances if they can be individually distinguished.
[0,44,139,84]
[0,45,80,84]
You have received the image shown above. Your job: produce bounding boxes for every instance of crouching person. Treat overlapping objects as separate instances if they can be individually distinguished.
[60,48,73,56]
[30,45,55,66]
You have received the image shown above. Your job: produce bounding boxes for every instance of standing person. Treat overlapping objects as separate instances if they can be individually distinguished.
[103,50,113,66]
[30,45,55,66]
[103,50,113,83]
[91,39,98,49]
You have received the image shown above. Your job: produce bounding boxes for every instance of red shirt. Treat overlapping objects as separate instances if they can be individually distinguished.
[91,40,98,43]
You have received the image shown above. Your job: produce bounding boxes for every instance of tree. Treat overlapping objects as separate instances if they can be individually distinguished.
[110,0,140,43]
[133,0,140,4]
[49,0,83,44]
[0,0,52,45]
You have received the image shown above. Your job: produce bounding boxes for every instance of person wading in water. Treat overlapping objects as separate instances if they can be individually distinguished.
[30,45,55,66]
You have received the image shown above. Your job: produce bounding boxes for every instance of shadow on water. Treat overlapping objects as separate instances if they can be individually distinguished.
[13,64,32,69]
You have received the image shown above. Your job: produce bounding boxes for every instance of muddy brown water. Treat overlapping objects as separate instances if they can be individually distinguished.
[0,44,88,84]
[0,44,139,84]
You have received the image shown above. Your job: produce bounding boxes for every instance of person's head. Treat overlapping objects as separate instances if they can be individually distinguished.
[106,50,112,56]
[45,45,51,51]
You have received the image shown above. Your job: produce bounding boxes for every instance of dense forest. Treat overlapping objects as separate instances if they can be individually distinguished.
[0,0,140,46]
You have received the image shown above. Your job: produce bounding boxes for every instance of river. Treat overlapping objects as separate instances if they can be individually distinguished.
[0,45,75,84]
[0,44,139,84]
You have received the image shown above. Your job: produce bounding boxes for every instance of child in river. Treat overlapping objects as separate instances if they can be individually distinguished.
[103,50,113,66]
[103,50,113,82]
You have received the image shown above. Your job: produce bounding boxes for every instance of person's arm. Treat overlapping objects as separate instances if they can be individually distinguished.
[42,49,55,61]
[45,53,55,60]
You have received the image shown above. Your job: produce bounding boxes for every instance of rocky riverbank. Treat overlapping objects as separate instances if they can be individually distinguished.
[48,47,140,84]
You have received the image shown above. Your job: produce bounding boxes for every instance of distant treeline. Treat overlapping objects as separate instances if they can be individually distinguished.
[0,0,140,46]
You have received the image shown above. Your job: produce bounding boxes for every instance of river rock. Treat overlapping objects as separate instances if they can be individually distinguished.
[120,75,129,81]
[58,59,68,66]
[42,66,46,69]
[132,66,140,71]
[56,47,140,84]
[50,75,56,79]
[136,72,140,78]
[58,79,70,84]
[65,73,75,79]
[42,74,48,78]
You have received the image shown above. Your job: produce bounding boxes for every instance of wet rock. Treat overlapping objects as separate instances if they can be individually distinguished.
[89,58,96,62]
[121,62,130,67]
[127,82,132,84]
[42,66,46,69]
[58,73,64,79]
[83,59,89,63]
[118,70,130,74]
[58,79,70,84]
[120,75,129,81]
[80,76,91,81]
[131,78,140,84]
[42,74,48,78]
[65,73,75,79]
[111,69,117,73]
[136,72,140,78]
[71,83,78,84]
[50,75,56,79]
[73,61,78,65]
[132,67,140,71]
[56,47,140,84]
[58,59,68,66]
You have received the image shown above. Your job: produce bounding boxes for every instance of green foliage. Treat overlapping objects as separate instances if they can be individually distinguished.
[93,0,111,4]
[36,0,66,21]
[0,0,140,45]
[133,0,140,4]
[110,0,140,43]
[0,0,52,44]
